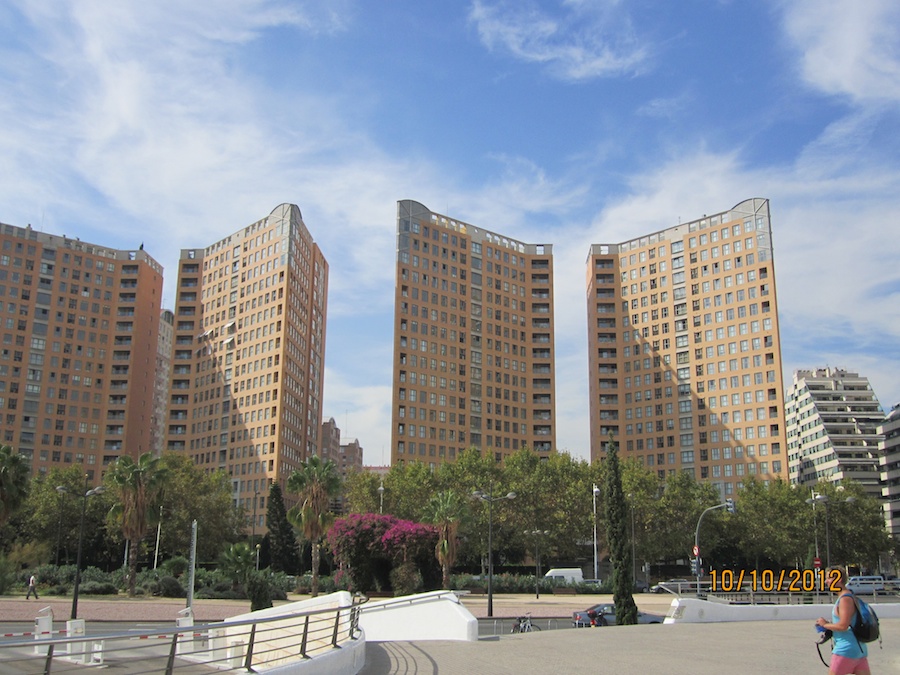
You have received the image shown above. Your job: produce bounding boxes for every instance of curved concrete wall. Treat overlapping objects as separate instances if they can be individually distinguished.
[666,597,900,623]
[358,590,479,642]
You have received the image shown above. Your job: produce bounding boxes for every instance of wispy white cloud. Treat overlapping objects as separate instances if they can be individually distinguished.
[636,93,691,119]
[468,0,650,80]
[779,0,900,104]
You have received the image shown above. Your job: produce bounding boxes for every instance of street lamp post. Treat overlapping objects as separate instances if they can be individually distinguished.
[251,490,259,543]
[473,486,516,618]
[378,480,385,514]
[819,495,832,567]
[55,485,69,567]
[805,492,821,562]
[71,475,105,620]
[628,493,636,584]
[256,543,261,571]
[592,483,600,580]
[153,505,163,570]
[526,529,549,599]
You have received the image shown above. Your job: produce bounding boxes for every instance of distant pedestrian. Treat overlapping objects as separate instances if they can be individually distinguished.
[26,574,38,600]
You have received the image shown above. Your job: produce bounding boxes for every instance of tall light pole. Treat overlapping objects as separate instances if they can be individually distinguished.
[378,480,385,514]
[526,529,549,599]
[628,493,636,584]
[153,505,163,569]
[72,475,105,620]
[55,485,69,567]
[818,494,832,567]
[592,483,600,580]
[251,490,259,543]
[805,491,821,562]
[473,485,516,617]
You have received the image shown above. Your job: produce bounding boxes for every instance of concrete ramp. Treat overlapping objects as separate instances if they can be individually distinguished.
[358,591,478,642]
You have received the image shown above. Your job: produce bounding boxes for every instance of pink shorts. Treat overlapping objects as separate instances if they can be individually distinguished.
[829,654,870,675]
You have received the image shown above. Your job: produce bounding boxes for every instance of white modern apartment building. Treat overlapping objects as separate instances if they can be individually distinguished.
[786,368,884,499]
[878,403,900,538]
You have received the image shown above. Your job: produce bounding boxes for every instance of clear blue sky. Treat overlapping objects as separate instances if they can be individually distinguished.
[2,1,899,465]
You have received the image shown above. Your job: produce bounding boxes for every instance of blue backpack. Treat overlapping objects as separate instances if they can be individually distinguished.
[849,592,880,645]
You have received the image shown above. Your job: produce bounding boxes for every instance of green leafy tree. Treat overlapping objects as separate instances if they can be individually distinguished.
[342,469,383,514]
[541,451,595,564]
[620,458,661,581]
[155,453,244,562]
[730,477,810,569]
[807,481,892,569]
[645,470,720,564]
[21,466,112,566]
[423,490,466,589]
[436,448,498,571]
[0,445,29,526]
[602,433,638,625]
[107,452,168,596]
[287,456,341,596]
[384,461,438,521]
[266,482,298,574]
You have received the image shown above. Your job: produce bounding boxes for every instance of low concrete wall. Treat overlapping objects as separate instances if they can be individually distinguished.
[263,628,366,675]
[666,597,900,623]
[358,590,479,642]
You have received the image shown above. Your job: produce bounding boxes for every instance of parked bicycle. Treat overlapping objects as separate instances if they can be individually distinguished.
[511,613,541,633]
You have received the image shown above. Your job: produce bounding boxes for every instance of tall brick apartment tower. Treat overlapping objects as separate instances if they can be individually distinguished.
[0,222,163,484]
[165,204,328,532]
[586,198,788,496]
[391,200,556,467]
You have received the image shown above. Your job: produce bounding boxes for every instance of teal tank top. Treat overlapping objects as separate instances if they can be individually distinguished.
[831,593,867,658]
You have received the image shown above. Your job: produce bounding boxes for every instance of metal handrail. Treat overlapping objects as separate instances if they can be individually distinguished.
[0,600,363,675]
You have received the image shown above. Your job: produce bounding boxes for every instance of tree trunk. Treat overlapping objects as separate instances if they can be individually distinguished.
[128,537,139,597]
[311,540,320,597]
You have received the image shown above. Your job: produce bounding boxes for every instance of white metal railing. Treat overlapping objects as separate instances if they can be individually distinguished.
[0,598,363,674]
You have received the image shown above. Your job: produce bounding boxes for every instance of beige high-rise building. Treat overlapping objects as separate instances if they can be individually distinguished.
[391,200,556,467]
[586,198,788,495]
[0,222,163,485]
[150,309,174,456]
[165,204,328,532]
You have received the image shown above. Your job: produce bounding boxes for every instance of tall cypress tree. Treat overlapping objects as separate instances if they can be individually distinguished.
[266,482,299,573]
[603,432,638,625]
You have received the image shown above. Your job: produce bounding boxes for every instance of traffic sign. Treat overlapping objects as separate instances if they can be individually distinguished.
[813,557,821,569]
[692,545,700,557]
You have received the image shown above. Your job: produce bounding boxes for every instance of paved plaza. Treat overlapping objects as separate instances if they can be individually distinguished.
[1,593,898,674]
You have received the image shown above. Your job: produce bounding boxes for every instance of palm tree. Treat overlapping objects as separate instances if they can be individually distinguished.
[423,490,465,589]
[108,452,167,597]
[220,542,256,590]
[286,456,340,597]
[0,445,29,526]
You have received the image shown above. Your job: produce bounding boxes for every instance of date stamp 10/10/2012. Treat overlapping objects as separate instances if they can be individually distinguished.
[708,569,841,593]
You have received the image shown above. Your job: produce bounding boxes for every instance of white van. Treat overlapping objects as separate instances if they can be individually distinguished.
[544,568,584,584]
[846,576,885,593]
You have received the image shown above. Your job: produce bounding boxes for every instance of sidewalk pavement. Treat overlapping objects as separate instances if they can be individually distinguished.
[361,618,900,674]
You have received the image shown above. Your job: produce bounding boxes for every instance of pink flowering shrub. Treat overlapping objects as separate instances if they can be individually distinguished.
[326,513,440,593]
